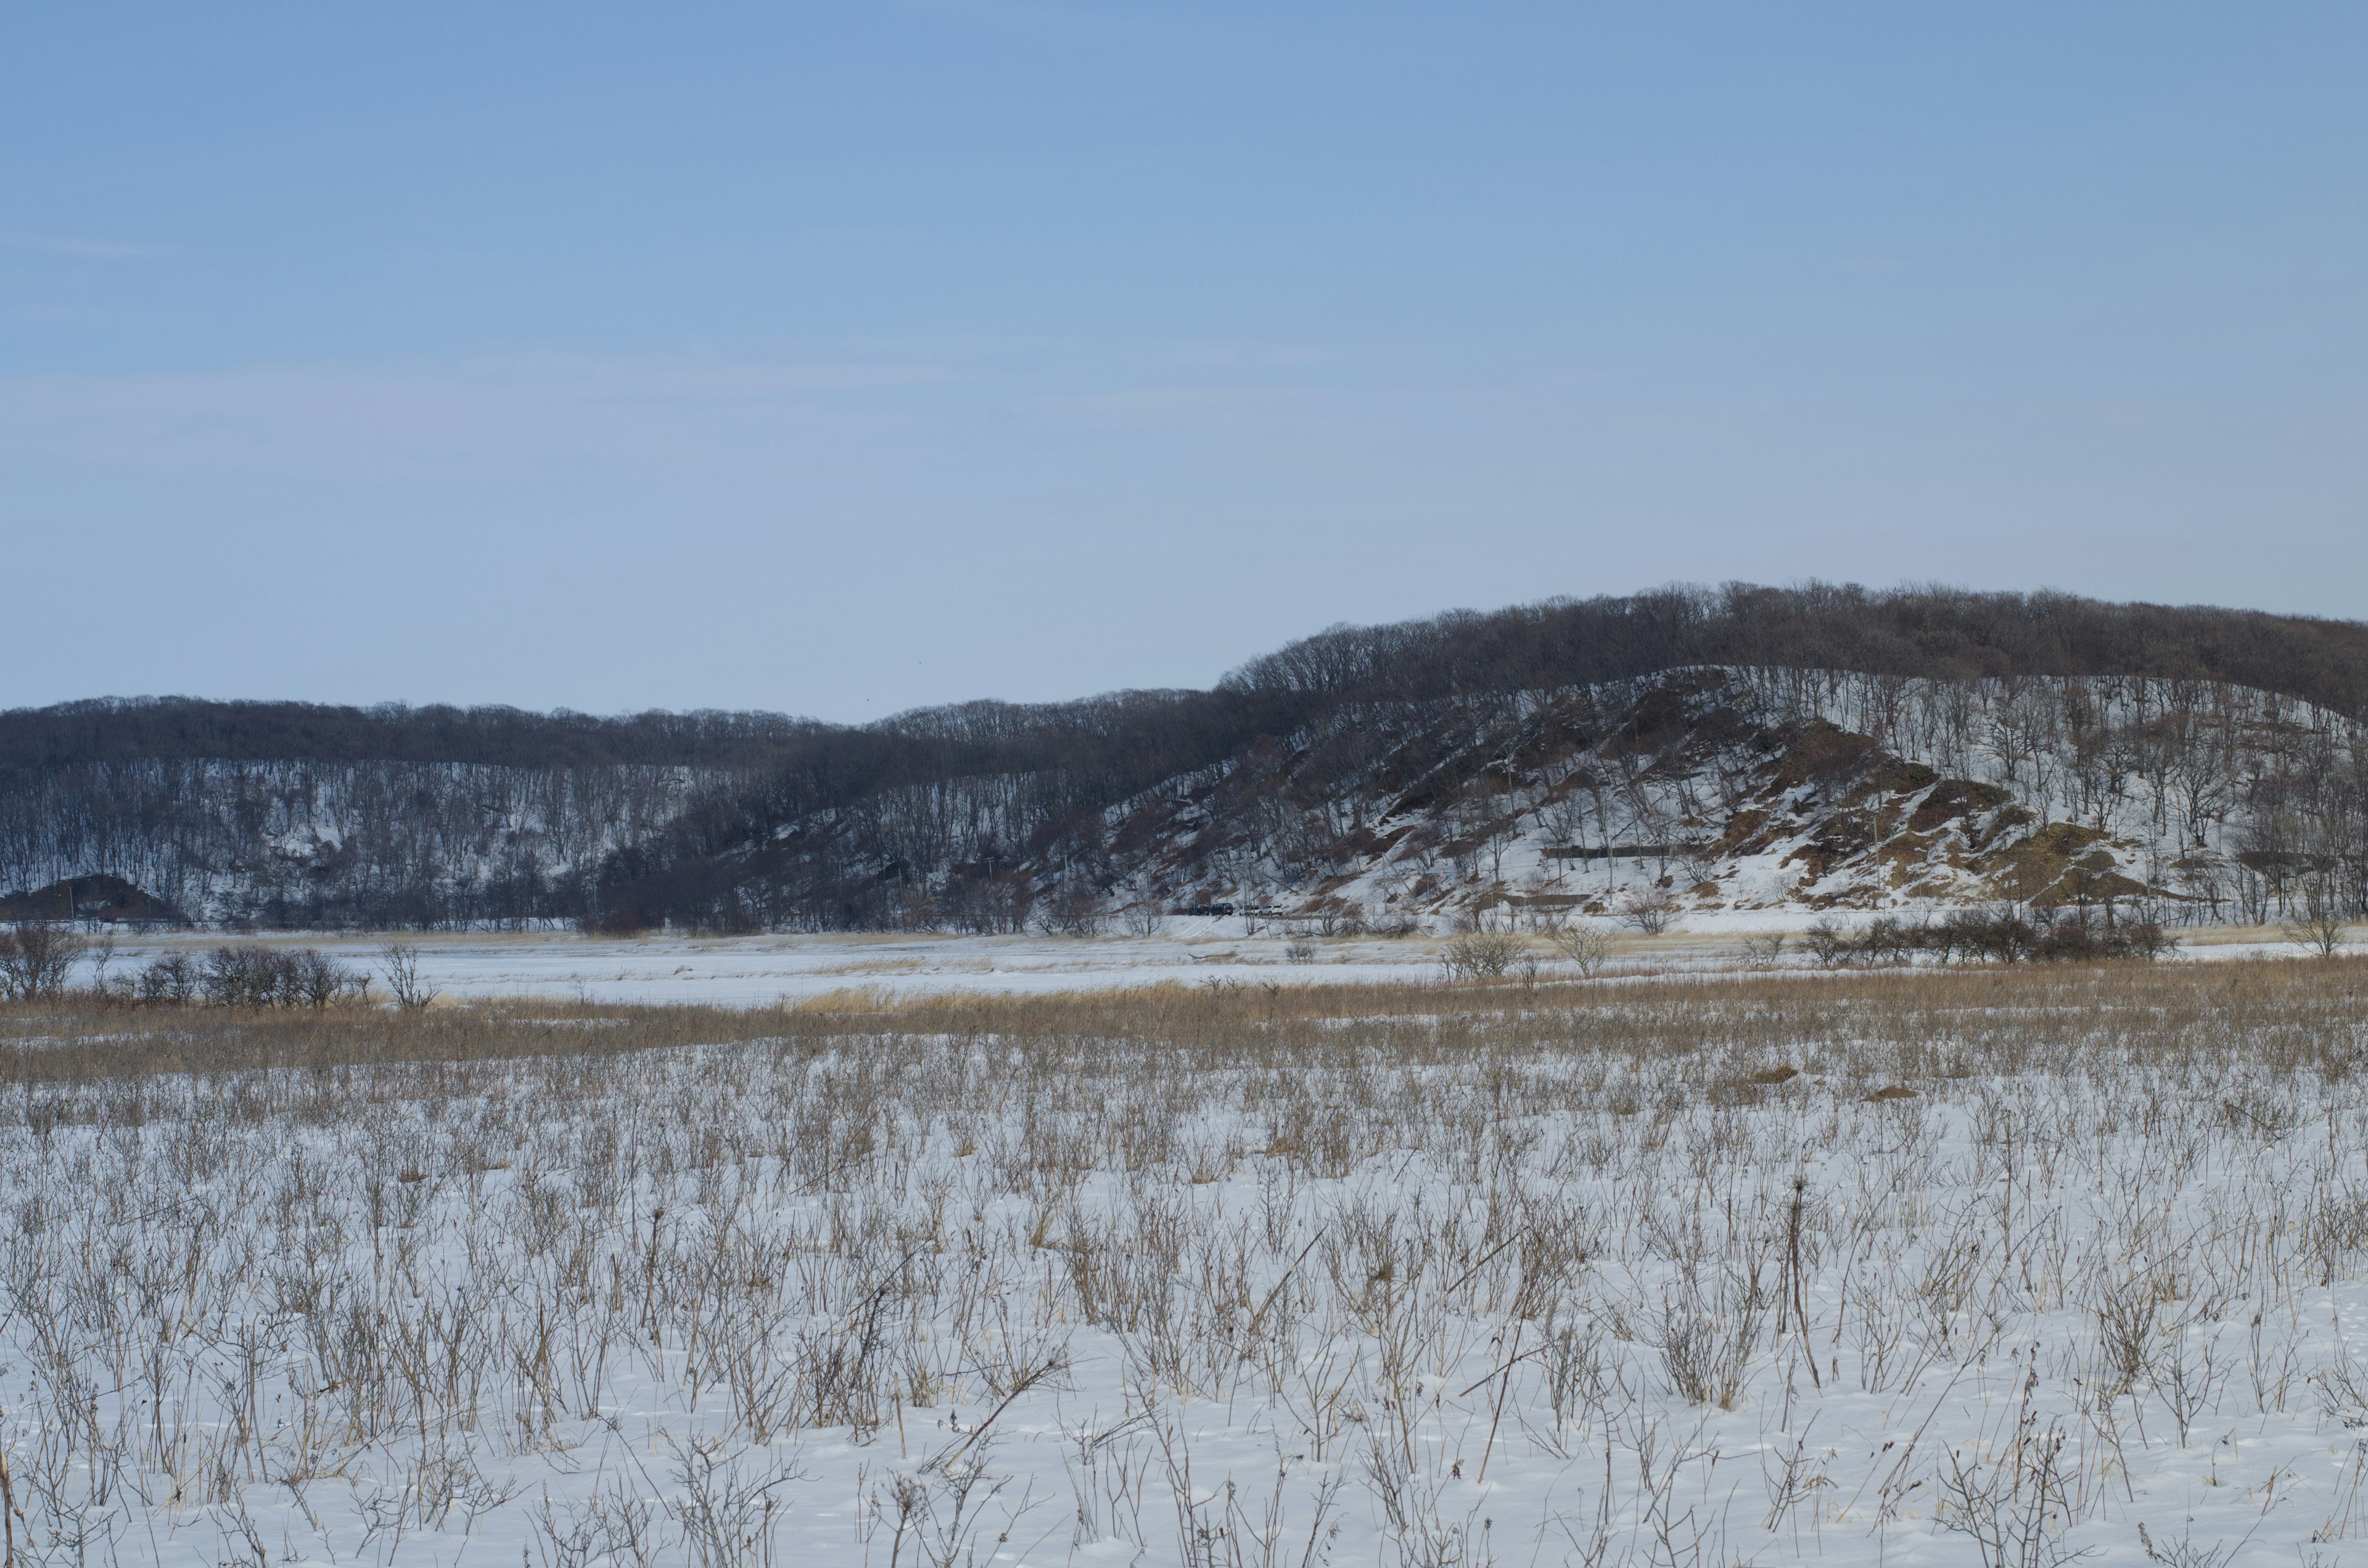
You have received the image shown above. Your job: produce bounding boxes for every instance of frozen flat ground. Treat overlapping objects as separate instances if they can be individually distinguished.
[88,915,2330,1004]
[5,961,2368,1568]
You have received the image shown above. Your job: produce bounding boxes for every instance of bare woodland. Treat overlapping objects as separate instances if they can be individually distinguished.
[8,585,2368,934]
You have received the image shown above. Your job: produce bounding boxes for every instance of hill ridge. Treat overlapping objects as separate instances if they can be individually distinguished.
[7,585,2365,930]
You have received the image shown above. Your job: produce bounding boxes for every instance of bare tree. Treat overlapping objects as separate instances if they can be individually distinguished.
[1034,882,1105,937]
[381,943,440,1010]
[1441,932,1523,981]
[1549,922,1613,978]
[0,922,84,1000]
[88,934,117,995]
[1616,887,1682,937]
[2286,880,2348,958]
[136,952,199,1004]
[1538,786,1591,851]
[290,948,368,1008]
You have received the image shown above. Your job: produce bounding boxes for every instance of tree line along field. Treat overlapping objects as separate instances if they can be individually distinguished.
[2,957,2368,1566]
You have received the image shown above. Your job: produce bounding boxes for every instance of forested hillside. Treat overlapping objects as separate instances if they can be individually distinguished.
[9,585,2367,930]
[0,704,813,926]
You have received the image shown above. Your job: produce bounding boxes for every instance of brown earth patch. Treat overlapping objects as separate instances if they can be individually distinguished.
[1906,778,2012,834]
[1773,722,1877,790]
[1980,821,2132,904]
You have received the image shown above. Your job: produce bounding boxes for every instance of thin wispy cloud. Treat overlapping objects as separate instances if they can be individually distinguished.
[0,350,965,482]
[10,303,121,326]
[2,231,167,260]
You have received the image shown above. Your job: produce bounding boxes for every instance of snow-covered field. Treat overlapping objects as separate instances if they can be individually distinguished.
[4,960,2368,1567]
[79,916,2325,1008]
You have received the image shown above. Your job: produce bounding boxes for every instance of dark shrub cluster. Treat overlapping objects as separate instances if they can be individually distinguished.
[1805,909,2172,967]
[133,946,370,1008]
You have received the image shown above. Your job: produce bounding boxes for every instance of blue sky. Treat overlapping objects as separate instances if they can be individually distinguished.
[6,4,2364,718]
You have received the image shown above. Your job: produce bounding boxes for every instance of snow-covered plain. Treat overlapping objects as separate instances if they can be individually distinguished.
[6,950,2367,1568]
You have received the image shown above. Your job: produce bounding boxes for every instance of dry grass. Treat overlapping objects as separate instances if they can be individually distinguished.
[10,955,2365,1086]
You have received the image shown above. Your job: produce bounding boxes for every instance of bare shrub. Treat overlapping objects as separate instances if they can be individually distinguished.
[290,948,368,1007]
[136,951,199,1004]
[201,944,280,1007]
[1549,922,1613,978]
[190,945,366,1008]
[1804,919,1852,968]
[1934,1370,2091,1568]
[665,1435,804,1568]
[382,942,440,1010]
[0,922,83,999]
[1650,1280,1762,1410]
[1440,931,1523,981]
[1616,886,1683,935]
[1035,884,1106,937]
[2288,883,2348,958]
[2137,1517,2258,1568]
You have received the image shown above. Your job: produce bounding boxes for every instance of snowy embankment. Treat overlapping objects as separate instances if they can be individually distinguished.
[2,964,2367,1566]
